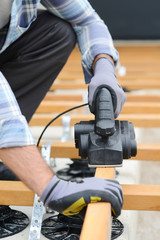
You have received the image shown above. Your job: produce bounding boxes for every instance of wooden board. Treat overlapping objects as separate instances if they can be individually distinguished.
[30,113,160,128]
[36,101,160,114]
[1,181,160,211]
[50,80,160,90]
[44,92,160,102]
[46,142,160,161]
[0,181,34,206]
[80,168,115,240]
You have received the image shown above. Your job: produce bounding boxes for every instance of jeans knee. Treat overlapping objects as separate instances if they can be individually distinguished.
[56,19,76,54]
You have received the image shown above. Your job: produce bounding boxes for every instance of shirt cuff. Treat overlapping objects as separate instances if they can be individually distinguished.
[0,115,35,148]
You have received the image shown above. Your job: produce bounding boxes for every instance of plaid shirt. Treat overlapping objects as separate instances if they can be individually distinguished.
[0,72,35,148]
[0,0,119,148]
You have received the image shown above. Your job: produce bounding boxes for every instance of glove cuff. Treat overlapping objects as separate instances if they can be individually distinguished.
[94,58,115,75]
[40,175,60,206]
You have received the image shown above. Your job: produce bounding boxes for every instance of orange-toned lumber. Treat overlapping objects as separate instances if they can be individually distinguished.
[50,80,160,90]
[36,100,84,113]
[80,168,115,240]
[36,101,160,114]
[122,184,160,211]
[126,94,160,102]
[44,93,83,101]
[45,92,160,102]
[47,142,160,161]
[0,181,34,206]
[1,181,160,211]
[30,113,160,127]
[58,71,160,81]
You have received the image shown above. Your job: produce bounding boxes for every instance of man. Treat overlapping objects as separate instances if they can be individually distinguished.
[0,0,126,217]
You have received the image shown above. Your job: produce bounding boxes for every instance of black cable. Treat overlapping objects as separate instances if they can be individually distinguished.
[37,103,89,147]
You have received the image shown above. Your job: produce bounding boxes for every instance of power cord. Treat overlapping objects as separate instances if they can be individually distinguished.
[37,103,89,147]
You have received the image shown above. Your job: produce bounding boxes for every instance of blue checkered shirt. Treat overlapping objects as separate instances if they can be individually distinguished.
[0,0,119,148]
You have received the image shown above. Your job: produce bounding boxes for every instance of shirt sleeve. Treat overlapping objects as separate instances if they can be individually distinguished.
[0,72,35,148]
[41,0,119,83]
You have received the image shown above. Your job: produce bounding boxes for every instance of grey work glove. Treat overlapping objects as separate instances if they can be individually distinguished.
[88,58,127,118]
[40,175,123,218]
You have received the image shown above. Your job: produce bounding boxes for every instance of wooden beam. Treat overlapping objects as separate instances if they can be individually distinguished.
[36,101,160,114]
[36,101,84,113]
[50,80,160,90]
[30,113,160,128]
[44,92,160,102]
[126,94,160,102]
[80,169,160,240]
[44,93,83,101]
[47,142,160,161]
[123,184,160,211]
[80,168,115,240]
[1,181,160,211]
[0,181,34,206]
[58,71,160,81]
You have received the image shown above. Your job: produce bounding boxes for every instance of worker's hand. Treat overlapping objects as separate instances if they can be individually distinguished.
[88,58,126,118]
[40,176,123,218]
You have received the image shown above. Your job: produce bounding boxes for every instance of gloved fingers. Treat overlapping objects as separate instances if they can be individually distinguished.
[99,190,123,217]
[103,186,123,208]
[111,198,122,217]
[104,179,123,204]
[77,206,87,220]
[83,178,123,204]
[114,86,127,118]
[104,185,123,206]
[48,193,88,216]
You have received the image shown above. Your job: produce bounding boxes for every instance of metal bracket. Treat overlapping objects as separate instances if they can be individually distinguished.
[28,143,52,240]
[117,62,126,76]
[61,115,71,142]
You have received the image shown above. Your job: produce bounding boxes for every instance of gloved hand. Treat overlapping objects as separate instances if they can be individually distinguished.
[40,175,123,218]
[88,58,126,118]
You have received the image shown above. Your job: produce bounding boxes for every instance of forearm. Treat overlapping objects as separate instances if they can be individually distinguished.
[0,145,54,196]
[42,0,119,83]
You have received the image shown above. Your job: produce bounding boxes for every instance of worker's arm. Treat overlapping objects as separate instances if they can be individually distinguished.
[0,146,54,196]
[0,72,123,216]
[41,0,126,117]
[41,0,119,82]
[0,72,54,195]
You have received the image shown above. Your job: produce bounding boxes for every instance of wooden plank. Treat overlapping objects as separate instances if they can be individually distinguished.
[63,62,160,72]
[44,93,83,101]
[36,101,160,114]
[51,80,160,90]
[1,181,160,211]
[132,143,160,161]
[36,101,84,113]
[80,168,115,240]
[30,113,160,128]
[0,181,34,206]
[45,92,160,102]
[126,94,160,102]
[123,184,160,211]
[63,46,160,68]
[47,142,160,161]
[58,71,160,81]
